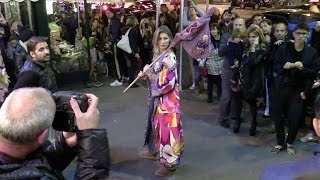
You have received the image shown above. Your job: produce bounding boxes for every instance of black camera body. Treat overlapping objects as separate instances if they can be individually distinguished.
[52,91,89,132]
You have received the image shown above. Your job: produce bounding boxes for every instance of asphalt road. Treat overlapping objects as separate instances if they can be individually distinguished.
[61,80,317,179]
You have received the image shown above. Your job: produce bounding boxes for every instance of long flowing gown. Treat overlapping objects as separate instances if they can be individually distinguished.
[143,50,184,170]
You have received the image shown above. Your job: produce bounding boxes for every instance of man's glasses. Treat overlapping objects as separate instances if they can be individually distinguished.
[294,32,308,36]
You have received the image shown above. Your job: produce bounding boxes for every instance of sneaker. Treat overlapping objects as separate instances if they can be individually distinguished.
[300,132,318,143]
[189,83,195,90]
[286,144,295,155]
[110,80,123,87]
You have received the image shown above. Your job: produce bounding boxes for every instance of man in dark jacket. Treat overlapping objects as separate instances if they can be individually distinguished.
[311,21,320,54]
[106,9,127,87]
[62,11,78,46]
[271,23,320,155]
[14,36,57,93]
[0,87,110,179]
[218,18,246,128]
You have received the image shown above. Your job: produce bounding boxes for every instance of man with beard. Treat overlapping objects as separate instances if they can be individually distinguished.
[14,36,57,93]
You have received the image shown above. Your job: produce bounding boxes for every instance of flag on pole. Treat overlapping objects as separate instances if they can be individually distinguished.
[170,7,218,60]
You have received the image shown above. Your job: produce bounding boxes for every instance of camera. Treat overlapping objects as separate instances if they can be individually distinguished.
[52,91,89,132]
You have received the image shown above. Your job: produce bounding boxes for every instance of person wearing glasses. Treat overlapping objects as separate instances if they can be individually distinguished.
[271,23,320,155]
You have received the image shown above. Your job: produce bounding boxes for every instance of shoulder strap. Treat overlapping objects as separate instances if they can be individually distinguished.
[125,28,132,36]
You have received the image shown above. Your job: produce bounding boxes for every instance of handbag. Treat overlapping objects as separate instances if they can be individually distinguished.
[117,28,132,54]
[199,59,207,77]
[199,66,208,77]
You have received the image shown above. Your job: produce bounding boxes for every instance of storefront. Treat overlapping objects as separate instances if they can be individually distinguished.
[0,0,92,86]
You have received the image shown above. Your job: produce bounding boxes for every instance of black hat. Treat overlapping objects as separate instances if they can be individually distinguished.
[18,25,34,42]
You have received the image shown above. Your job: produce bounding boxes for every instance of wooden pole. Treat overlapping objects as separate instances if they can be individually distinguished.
[123,50,168,93]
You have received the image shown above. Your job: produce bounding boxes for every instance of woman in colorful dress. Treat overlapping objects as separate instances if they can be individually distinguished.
[138,25,184,177]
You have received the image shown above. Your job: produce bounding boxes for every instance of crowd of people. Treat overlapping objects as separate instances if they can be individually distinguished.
[0,0,319,178]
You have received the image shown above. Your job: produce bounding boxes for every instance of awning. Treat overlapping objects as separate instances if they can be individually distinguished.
[0,0,39,2]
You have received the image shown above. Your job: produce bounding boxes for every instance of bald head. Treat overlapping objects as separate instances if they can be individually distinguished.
[233,18,246,33]
[0,88,55,144]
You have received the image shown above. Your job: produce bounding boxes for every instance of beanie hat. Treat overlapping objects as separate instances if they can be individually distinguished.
[18,25,34,42]
[171,7,217,60]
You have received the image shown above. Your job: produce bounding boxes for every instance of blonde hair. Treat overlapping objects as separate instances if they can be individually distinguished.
[125,16,138,27]
[245,25,266,51]
[140,18,154,37]
[152,25,173,59]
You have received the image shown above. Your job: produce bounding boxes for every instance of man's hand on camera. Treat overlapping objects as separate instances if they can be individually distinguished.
[70,94,100,130]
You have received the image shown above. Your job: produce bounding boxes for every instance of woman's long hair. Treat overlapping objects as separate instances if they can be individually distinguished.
[140,18,154,38]
[152,25,173,60]
[245,25,266,51]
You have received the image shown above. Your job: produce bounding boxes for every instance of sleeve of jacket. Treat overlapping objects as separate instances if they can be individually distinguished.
[302,50,320,79]
[128,28,139,54]
[13,71,39,90]
[226,44,235,67]
[273,44,287,75]
[14,50,26,74]
[75,129,110,180]
[111,19,121,44]
[43,133,78,172]
[218,33,230,57]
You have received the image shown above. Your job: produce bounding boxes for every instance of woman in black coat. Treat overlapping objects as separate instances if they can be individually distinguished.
[234,25,267,136]
[121,16,140,87]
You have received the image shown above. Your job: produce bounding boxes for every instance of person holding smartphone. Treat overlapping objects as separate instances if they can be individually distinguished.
[233,25,267,136]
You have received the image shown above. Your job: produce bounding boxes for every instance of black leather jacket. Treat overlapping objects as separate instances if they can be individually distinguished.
[13,42,28,76]
[14,56,58,93]
[0,129,110,179]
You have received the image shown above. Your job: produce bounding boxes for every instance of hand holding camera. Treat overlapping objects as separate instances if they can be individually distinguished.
[52,92,100,147]
[70,93,100,130]
[52,92,99,132]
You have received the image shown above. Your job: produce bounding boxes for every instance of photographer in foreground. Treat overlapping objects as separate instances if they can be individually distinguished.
[0,87,110,179]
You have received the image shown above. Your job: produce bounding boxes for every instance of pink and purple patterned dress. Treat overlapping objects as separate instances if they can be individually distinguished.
[143,50,184,170]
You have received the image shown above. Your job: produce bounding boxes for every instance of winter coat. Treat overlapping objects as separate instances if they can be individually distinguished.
[14,56,58,93]
[242,49,267,101]
[0,129,110,179]
[273,42,320,92]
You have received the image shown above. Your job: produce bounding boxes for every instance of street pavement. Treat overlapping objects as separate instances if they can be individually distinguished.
[61,79,317,180]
